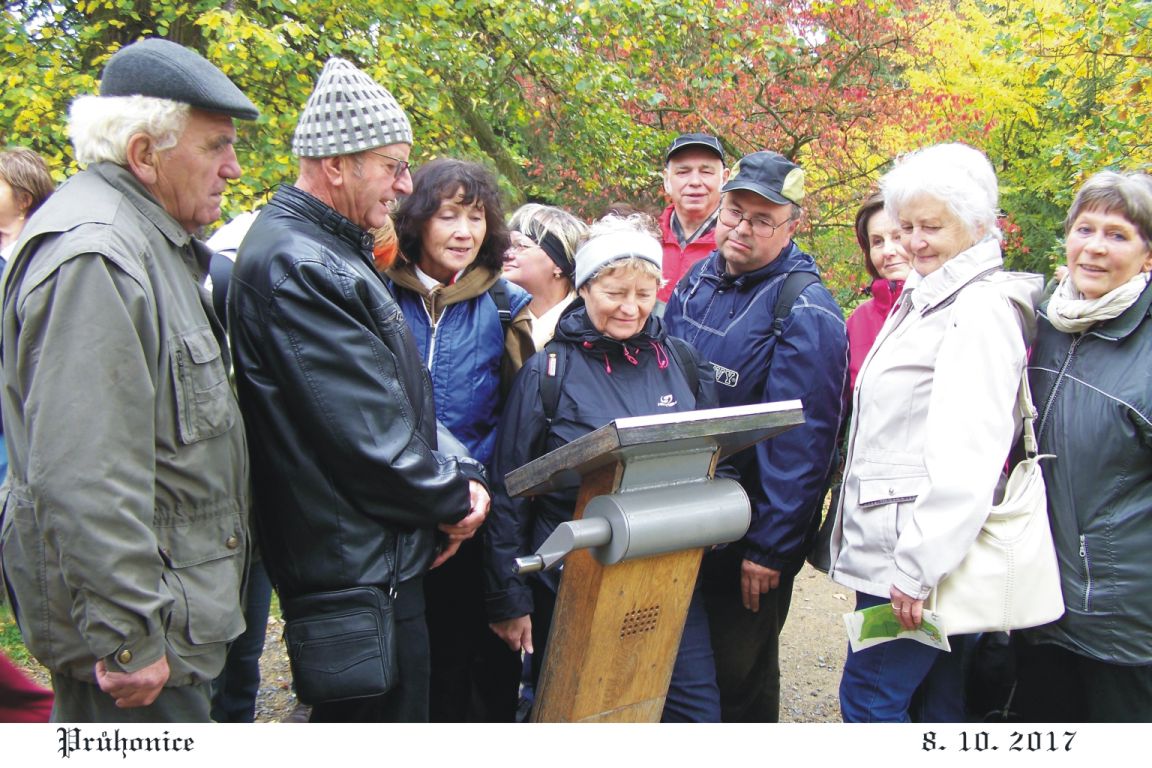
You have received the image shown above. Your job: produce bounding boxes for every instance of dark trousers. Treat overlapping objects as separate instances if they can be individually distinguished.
[424,538,522,722]
[50,676,211,723]
[839,592,969,722]
[529,574,721,722]
[309,576,430,723]
[700,547,795,722]
[211,556,273,722]
[1015,641,1152,722]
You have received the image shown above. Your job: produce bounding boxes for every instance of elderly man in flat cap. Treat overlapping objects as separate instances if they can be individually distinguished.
[228,58,489,723]
[0,39,257,721]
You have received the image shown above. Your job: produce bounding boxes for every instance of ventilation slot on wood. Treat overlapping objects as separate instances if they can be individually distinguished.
[619,605,661,638]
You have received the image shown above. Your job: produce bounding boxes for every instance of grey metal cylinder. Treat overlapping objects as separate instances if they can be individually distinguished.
[584,478,749,565]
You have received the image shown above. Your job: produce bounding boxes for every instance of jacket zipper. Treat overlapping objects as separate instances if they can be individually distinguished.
[1036,334,1083,442]
[1079,534,1092,612]
[422,299,440,371]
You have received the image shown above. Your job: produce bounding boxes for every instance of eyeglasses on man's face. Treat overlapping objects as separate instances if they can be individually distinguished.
[368,150,411,179]
[718,207,793,238]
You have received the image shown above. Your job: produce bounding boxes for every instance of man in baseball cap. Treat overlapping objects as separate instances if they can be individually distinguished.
[663,150,847,721]
[228,58,489,722]
[0,37,257,721]
[658,132,729,302]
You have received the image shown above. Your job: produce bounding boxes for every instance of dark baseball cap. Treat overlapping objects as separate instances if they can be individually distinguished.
[722,151,805,205]
[100,38,259,121]
[665,133,725,164]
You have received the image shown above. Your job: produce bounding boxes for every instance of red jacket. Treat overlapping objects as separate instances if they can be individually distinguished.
[0,653,52,723]
[658,205,717,303]
[845,278,904,391]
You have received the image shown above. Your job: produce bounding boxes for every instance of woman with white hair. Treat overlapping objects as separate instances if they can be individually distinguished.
[483,215,723,721]
[827,143,1042,721]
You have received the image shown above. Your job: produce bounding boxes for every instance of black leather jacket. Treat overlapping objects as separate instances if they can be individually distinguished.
[228,185,485,599]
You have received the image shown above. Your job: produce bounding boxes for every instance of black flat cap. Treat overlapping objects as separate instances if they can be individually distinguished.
[100,38,259,120]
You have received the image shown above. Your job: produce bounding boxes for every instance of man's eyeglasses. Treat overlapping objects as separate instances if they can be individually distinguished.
[718,207,793,238]
[369,150,411,178]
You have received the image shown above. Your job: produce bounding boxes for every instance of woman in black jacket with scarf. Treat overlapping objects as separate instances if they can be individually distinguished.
[482,216,723,722]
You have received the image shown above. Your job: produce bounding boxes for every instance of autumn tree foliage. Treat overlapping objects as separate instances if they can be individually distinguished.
[906,0,1152,273]
[3,0,1144,293]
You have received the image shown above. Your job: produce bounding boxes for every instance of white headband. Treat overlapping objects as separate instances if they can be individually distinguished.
[573,231,663,290]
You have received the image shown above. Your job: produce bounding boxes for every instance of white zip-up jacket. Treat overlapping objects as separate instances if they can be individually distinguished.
[829,238,1042,600]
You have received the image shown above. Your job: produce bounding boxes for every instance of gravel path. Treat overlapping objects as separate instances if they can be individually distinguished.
[252,561,850,723]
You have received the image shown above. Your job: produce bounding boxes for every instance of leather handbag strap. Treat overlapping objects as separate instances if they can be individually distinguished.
[1016,368,1040,460]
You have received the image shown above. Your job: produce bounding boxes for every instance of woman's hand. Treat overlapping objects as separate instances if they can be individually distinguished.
[490,615,533,653]
[889,586,924,631]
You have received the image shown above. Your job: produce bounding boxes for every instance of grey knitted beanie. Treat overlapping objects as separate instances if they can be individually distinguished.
[292,58,413,157]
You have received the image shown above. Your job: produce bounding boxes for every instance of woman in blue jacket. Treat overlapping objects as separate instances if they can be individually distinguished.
[483,216,723,721]
[1019,171,1152,722]
[389,158,532,722]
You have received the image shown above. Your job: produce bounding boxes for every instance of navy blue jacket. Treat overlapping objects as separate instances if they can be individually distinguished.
[664,242,847,575]
[389,268,530,468]
[482,302,719,622]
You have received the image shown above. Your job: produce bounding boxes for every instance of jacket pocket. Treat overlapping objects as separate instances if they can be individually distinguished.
[858,473,926,508]
[169,327,235,445]
[157,510,246,651]
[1078,534,1093,613]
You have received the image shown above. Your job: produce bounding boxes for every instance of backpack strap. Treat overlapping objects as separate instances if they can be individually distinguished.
[488,279,513,334]
[538,340,567,424]
[771,271,820,338]
[533,340,567,458]
[665,336,701,401]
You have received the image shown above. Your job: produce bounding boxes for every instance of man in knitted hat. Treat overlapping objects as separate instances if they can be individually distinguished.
[228,58,489,722]
[0,38,256,721]
[664,150,847,722]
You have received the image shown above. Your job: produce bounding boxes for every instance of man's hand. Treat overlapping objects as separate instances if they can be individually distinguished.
[432,481,491,569]
[489,615,533,654]
[740,559,781,612]
[94,655,169,709]
[889,585,924,631]
[437,480,490,540]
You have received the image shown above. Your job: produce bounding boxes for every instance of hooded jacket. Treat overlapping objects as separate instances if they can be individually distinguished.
[386,263,531,467]
[1025,280,1152,665]
[664,242,847,576]
[482,302,718,622]
[228,184,484,600]
[828,239,1042,601]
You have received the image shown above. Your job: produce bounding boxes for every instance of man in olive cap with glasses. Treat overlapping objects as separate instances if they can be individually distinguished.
[228,57,489,722]
[1,38,257,721]
[664,150,847,722]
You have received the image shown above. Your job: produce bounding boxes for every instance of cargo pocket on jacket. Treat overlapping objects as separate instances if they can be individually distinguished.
[169,327,235,445]
[157,512,247,653]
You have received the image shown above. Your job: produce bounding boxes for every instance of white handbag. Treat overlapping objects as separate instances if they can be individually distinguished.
[927,370,1065,635]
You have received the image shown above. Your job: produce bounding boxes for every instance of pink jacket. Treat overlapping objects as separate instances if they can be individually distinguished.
[845,278,903,391]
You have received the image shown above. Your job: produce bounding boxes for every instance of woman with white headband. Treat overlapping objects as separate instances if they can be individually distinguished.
[483,214,724,722]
